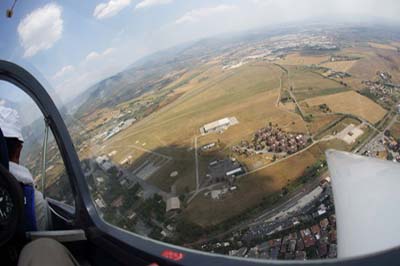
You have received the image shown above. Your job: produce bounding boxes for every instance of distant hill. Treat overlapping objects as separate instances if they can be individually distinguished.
[71,33,261,118]
[0,98,41,127]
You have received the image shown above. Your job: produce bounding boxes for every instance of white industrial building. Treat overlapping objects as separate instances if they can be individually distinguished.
[94,197,106,209]
[226,167,244,177]
[166,197,181,212]
[200,117,239,134]
[96,155,113,172]
[104,118,137,141]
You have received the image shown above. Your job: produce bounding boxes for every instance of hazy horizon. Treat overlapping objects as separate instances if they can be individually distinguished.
[1,0,400,103]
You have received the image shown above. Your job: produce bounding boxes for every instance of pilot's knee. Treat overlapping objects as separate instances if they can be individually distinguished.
[18,238,78,266]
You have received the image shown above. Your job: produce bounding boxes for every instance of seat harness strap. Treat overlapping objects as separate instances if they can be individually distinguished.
[21,184,37,231]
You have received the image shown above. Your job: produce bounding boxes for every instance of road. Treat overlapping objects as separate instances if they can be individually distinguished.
[275,75,283,107]
[288,89,306,119]
[194,136,200,191]
[186,183,222,204]
[357,114,398,154]
[284,69,311,137]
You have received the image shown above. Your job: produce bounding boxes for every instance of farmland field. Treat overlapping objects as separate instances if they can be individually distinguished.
[389,121,400,140]
[306,114,343,135]
[303,91,387,124]
[275,53,329,66]
[320,60,358,72]
[347,48,400,84]
[286,66,349,101]
[368,42,398,51]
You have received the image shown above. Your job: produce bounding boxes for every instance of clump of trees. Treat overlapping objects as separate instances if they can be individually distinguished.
[318,103,331,113]
[139,194,166,223]
[174,219,205,244]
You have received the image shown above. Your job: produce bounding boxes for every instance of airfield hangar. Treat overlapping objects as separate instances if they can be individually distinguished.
[200,117,238,134]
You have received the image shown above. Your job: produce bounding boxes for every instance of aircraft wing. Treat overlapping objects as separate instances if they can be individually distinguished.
[326,149,400,258]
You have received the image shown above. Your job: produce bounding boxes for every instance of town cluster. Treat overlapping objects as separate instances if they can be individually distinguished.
[384,135,400,162]
[199,178,337,260]
[230,215,337,260]
[221,33,338,70]
[361,71,400,107]
[232,126,308,156]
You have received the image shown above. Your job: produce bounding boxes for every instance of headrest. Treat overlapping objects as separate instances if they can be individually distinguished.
[0,128,10,170]
[0,106,24,142]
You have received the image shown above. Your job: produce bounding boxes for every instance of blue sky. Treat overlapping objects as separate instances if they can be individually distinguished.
[0,0,399,104]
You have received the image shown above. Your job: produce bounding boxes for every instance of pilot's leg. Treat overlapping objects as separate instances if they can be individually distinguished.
[18,238,78,266]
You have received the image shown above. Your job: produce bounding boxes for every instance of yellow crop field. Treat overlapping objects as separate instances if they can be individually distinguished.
[306,114,342,134]
[303,91,387,124]
[389,121,400,140]
[321,60,358,72]
[276,53,329,65]
[368,42,398,51]
[348,48,400,84]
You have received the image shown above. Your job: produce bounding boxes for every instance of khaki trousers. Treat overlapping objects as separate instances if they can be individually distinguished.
[18,238,78,266]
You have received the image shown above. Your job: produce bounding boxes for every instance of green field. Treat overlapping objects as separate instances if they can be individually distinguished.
[286,66,349,101]
[389,121,400,140]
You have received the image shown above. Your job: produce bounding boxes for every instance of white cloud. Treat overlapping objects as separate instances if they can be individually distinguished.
[52,47,120,101]
[250,0,274,7]
[17,3,63,57]
[93,0,132,19]
[85,48,115,62]
[175,5,237,24]
[135,0,173,9]
[103,47,115,56]
[85,51,100,61]
[52,65,75,80]
[250,0,271,5]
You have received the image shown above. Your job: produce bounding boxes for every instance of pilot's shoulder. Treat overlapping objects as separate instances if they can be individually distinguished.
[9,162,34,185]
